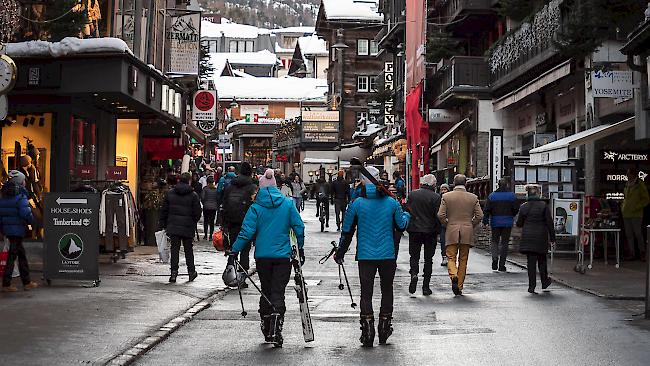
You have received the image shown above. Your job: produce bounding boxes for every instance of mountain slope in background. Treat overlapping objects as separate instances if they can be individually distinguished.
[199,0,321,28]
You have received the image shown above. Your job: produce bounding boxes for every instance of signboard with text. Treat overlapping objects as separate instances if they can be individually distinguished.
[302,132,339,143]
[165,12,201,75]
[302,122,339,133]
[44,193,100,282]
[301,110,339,122]
[192,90,217,122]
[106,166,127,181]
[428,109,460,123]
[592,70,633,99]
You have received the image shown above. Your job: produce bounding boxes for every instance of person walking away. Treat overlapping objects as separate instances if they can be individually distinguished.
[0,171,38,292]
[290,175,306,212]
[159,173,202,283]
[335,166,410,347]
[516,185,555,293]
[406,174,441,296]
[230,169,305,345]
[393,171,406,202]
[280,176,293,198]
[217,166,237,199]
[331,170,350,231]
[312,176,331,227]
[483,178,519,272]
[438,184,450,266]
[191,172,203,196]
[437,174,483,296]
[622,168,649,261]
[201,176,219,240]
[222,162,258,277]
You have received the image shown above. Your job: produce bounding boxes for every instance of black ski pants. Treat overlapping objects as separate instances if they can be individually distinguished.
[256,258,292,316]
[203,209,216,239]
[2,237,31,287]
[358,260,396,317]
[170,235,195,274]
[334,198,347,228]
[408,232,437,280]
[491,227,512,268]
[225,224,252,271]
[526,253,549,290]
[316,196,329,224]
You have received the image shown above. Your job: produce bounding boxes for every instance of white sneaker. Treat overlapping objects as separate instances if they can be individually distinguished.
[441,256,448,266]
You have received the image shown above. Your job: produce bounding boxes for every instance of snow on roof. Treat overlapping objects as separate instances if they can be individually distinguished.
[353,123,386,139]
[6,37,131,58]
[271,26,315,34]
[298,35,328,56]
[275,42,295,54]
[201,19,269,39]
[215,76,327,101]
[209,50,280,67]
[232,69,254,78]
[226,118,283,131]
[321,0,382,22]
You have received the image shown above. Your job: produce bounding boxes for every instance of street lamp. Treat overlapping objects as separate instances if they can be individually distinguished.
[331,28,348,144]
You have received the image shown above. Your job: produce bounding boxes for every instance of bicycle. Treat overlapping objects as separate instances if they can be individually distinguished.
[318,194,327,232]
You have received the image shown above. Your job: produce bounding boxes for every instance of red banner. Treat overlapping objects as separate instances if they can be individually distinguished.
[405,83,429,189]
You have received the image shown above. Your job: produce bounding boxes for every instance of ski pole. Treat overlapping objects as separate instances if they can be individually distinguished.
[234,259,248,318]
[233,260,277,313]
[321,241,344,290]
[340,262,357,309]
[338,266,344,291]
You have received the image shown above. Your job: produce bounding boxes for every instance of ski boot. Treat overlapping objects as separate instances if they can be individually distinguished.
[359,315,375,347]
[378,314,393,345]
[268,313,284,348]
[261,315,273,342]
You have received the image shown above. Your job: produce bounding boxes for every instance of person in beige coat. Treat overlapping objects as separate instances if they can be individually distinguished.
[437,174,483,296]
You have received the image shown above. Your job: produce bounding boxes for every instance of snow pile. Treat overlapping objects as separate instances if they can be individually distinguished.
[7,37,132,58]
[321,0,382,22]
[201,19,269,39]
[353,123,385,139]
[209,50,280,66]
[214,76,327,101]
[298,35,328,56]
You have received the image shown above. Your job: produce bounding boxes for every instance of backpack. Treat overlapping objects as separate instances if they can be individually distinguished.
[223,184,255,225]
[223,174,235,191]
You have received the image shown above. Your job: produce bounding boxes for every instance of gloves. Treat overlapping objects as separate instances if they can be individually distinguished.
[299,248,305,266]
[334,252,344,265]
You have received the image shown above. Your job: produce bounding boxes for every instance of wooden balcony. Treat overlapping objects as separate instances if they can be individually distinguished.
[429,56,490,107]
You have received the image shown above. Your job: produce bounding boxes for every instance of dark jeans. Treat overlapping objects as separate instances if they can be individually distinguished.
[2,237,31,287]
[170,235,195,274]
[491,227,512,268]
[408,232,437,279]
[316,196,329,224]
[256,258,292,315]
[439,227,447,257]
[225,224,252,271]
[203,209,216,238]
[358,260,397,317]
[526,253,549,289]
[334,198,347,228]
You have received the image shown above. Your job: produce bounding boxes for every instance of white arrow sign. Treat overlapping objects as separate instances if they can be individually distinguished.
[56,197,88,205]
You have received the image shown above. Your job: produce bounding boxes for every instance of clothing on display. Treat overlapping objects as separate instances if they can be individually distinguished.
[99,182,138,252]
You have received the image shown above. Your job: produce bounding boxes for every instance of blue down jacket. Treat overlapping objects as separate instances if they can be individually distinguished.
[0,183,33,238]
[482,189,519,228]
[232,186,305,259]
[338,184,410,261]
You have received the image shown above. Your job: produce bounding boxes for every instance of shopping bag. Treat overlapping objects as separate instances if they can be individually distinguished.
[0,239,8,279]
[213,228,224,252]
[155,230,170,263]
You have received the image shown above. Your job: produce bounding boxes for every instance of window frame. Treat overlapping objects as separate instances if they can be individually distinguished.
[369,77,377,92]
[357,39,369,56]
[357,75,369,92]
[369,40,379,56]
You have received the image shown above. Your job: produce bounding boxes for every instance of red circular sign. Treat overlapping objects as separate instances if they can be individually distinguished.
[194,91,215,111]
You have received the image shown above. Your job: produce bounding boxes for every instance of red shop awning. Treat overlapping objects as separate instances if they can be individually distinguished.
[143,138,184,160]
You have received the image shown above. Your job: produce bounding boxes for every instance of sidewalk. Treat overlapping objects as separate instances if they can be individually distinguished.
[0,239,232,365]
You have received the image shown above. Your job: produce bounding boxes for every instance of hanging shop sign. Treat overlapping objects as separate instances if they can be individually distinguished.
[601,150,649,162]
[491,133,503,192]
[553,198,581,236]
[217,134,231,149]
[302,110,339,122]
[106,166,127,181]
[192,90,217,123]
[302,132,338,143]
[276,154,289,162]
[591,70,633,99]
[165,12,201,75]
[428,109,460,123]
[384,61,395,126]
[43,193,100,283]
[76,166,96,180]
[302,122,339,133]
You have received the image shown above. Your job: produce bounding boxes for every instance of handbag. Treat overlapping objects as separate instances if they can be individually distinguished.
[213,228,224,252]
[155,230,170,263]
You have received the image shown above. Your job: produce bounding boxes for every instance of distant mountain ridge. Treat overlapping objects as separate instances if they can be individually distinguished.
[199,0,320,28]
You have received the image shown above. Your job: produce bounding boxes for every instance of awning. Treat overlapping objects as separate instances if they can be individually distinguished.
[493,60,571,111]
[185,122,206,142]
[529,117,635,165]
[430,118,469,153]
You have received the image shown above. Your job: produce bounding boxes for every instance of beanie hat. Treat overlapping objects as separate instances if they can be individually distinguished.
[361,166,380,185]
[440,183,450,192]
[258,169,277,188]
[240,162,253,177]
[8,170,26,186]
[421,174,437,187]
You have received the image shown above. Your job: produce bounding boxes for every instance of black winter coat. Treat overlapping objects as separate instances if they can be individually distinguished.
[406,186,441,233]
[331,178,350,201]
[159,182,202,238]
[516,198,555,254]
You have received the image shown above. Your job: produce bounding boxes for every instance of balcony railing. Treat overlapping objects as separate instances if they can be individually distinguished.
[435,0,494,21]
[429,56,490,106]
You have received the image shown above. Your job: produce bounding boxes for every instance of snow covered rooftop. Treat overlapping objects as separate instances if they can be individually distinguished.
[298,35,328,56]
[6,37,131,58]
[201,19,269,39]
[209,50,280,67]
[275,42,295,54]
[321,0,382,22]
[214,76,327,101]
[353,123,386,139]
[271,26,315,34]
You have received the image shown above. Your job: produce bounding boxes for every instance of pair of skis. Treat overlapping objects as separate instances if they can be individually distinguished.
[290,230,314,343]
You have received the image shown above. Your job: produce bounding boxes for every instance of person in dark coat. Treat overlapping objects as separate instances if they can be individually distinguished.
[406,174,441,296]
[201,176,219,240]
[0,171,38,292]
[516,185,555,294]
[311,176,331,227]
[483,178,519,272]
[159,172,202,283]
[331,170,350,231]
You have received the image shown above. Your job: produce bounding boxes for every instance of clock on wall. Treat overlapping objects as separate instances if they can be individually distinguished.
[0,54,17,94]
[197,119,216,133]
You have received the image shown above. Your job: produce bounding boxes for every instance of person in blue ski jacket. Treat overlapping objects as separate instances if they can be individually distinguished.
[482,178,519,272]
[230,168,305,345]
[217,167,237,198]
[334,166,410,347]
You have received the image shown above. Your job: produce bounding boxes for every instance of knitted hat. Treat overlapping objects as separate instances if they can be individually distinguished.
[240,162,253,177]
[440,183,450,192]
[361,166,380,185]
[421,174,437,187]
[258,169,277,188]
[8,170,26,186]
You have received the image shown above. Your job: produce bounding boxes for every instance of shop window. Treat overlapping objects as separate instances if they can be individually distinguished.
[357,39,369,56]
[70,117,98,183]
[561,168,572,182]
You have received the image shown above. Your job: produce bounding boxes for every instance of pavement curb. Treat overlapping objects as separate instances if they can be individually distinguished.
[104,269,256,366]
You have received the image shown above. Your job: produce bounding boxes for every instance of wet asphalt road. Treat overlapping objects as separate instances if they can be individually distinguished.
[135,201,650,366]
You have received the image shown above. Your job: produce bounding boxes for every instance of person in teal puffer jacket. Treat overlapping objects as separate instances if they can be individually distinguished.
[231,169,305,345]
[334,166,410,347]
